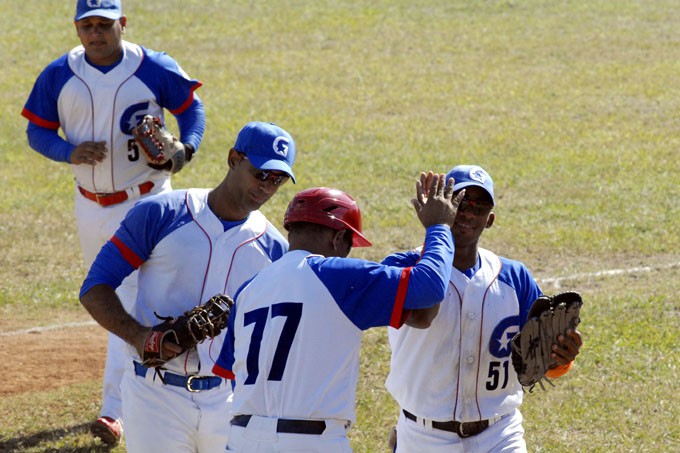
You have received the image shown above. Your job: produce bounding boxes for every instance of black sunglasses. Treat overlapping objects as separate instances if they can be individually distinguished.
[239,153,290,187]
[253,170,289,186]
[459,198,493,216]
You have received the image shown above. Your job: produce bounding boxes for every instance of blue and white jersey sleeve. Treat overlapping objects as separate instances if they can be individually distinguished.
[22,54,71,131]
[22,43,204,164]
[79,190,191,296]
[134,47,202,115]
[381,249,421,268]
[497,257,542,327]
[311,224,453,330]
[385,250,541,328]
[213,224,454,379]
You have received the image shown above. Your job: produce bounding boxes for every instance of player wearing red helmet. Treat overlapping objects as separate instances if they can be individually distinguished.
[214,173,465,452]
[283,187,372,247]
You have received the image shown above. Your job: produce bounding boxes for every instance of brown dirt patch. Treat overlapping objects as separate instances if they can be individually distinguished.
[1,325,107,397]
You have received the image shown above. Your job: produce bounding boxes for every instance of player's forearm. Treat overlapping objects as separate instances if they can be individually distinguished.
[26,122,74,163]
[403,225,454,310]
[404,304,441,328]
[80,284,148,351]
[175,98,206,152]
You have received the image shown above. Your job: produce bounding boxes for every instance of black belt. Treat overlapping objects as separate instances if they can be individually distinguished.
[133,361,222,392]
[402,409,490,438]
[231,414,326,435]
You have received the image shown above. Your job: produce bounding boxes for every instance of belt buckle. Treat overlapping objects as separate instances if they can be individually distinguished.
[458,422,467,437]
[186,374,200,393]
[95,193,109,205]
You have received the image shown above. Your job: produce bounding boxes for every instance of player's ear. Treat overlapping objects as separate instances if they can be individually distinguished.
[119,16,127,29]
[331,229,352,257]
[331,229,343,248]
[485,212,495,229]
[227,148,240,169]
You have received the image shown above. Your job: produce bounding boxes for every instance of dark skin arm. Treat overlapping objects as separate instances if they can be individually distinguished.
[80,284,182,360]
[404,171,463,328]
[404,303,440,328]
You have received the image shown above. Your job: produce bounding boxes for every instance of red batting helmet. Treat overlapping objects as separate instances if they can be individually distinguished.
[283,187,372,247]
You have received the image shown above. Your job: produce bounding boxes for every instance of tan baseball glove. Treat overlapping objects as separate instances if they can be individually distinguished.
[510,291,583,391]
[131,115,188,173]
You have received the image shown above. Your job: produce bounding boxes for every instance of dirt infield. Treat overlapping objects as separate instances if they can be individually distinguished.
[0,325,107,397]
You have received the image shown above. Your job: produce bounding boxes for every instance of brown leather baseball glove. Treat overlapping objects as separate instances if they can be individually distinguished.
[141,294,233,368]
[131,115,188,173]
[510,291,583,391]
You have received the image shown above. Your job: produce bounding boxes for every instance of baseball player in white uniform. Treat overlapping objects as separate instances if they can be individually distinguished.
[384,165,583,453]
[79,122,296,452]
[21,0,205,444]
[213,173,464,452]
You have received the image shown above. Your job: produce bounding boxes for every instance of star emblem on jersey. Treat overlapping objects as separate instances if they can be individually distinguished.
[496,330,516,354]
[273,137,289,157]
[489,316,520,358]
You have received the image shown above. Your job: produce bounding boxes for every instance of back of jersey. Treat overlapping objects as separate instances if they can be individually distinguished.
[230,250,362,423]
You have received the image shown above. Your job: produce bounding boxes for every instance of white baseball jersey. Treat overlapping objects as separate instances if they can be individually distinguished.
[80,188,287,451]
[82,188,288,374]
[213,224,454,427]
[23,39,204,424]
[22,40,203,193]
[384,247,541,451]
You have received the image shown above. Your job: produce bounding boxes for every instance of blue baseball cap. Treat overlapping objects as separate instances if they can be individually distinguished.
[234,122,296,183]
[75,0,123,21]
[446,165,495,205]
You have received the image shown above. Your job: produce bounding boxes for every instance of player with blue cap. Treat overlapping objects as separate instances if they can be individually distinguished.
[79,121,297,452]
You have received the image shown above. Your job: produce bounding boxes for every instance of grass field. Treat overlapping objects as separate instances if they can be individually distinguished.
[1,1,679,452]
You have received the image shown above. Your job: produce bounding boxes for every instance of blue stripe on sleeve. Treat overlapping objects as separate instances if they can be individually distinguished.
[22,54,73,126]
[79,241,136,297]
[79,191,192,296]
[255,227,288,263]
[308,256,403,330]
[309,224,453,330]
[498,257,542,327]
[136,48,202,113]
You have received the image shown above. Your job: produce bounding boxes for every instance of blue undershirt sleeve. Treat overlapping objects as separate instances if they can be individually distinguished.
[175,97,205,152]
[26,122,74,163]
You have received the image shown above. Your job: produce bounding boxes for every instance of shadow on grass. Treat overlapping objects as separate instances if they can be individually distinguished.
[0,422,114,452]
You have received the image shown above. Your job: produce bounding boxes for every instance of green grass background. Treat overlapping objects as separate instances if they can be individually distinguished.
[1,1,678,451]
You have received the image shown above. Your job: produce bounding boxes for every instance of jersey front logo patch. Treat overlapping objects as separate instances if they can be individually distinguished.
[272,137,289,157]
[489,316,519,358]
[120,102,152,134]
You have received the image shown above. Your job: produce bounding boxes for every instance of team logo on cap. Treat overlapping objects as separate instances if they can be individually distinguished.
[87,0,103,7]
[273,137,289,157]
[469,167,488,183]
